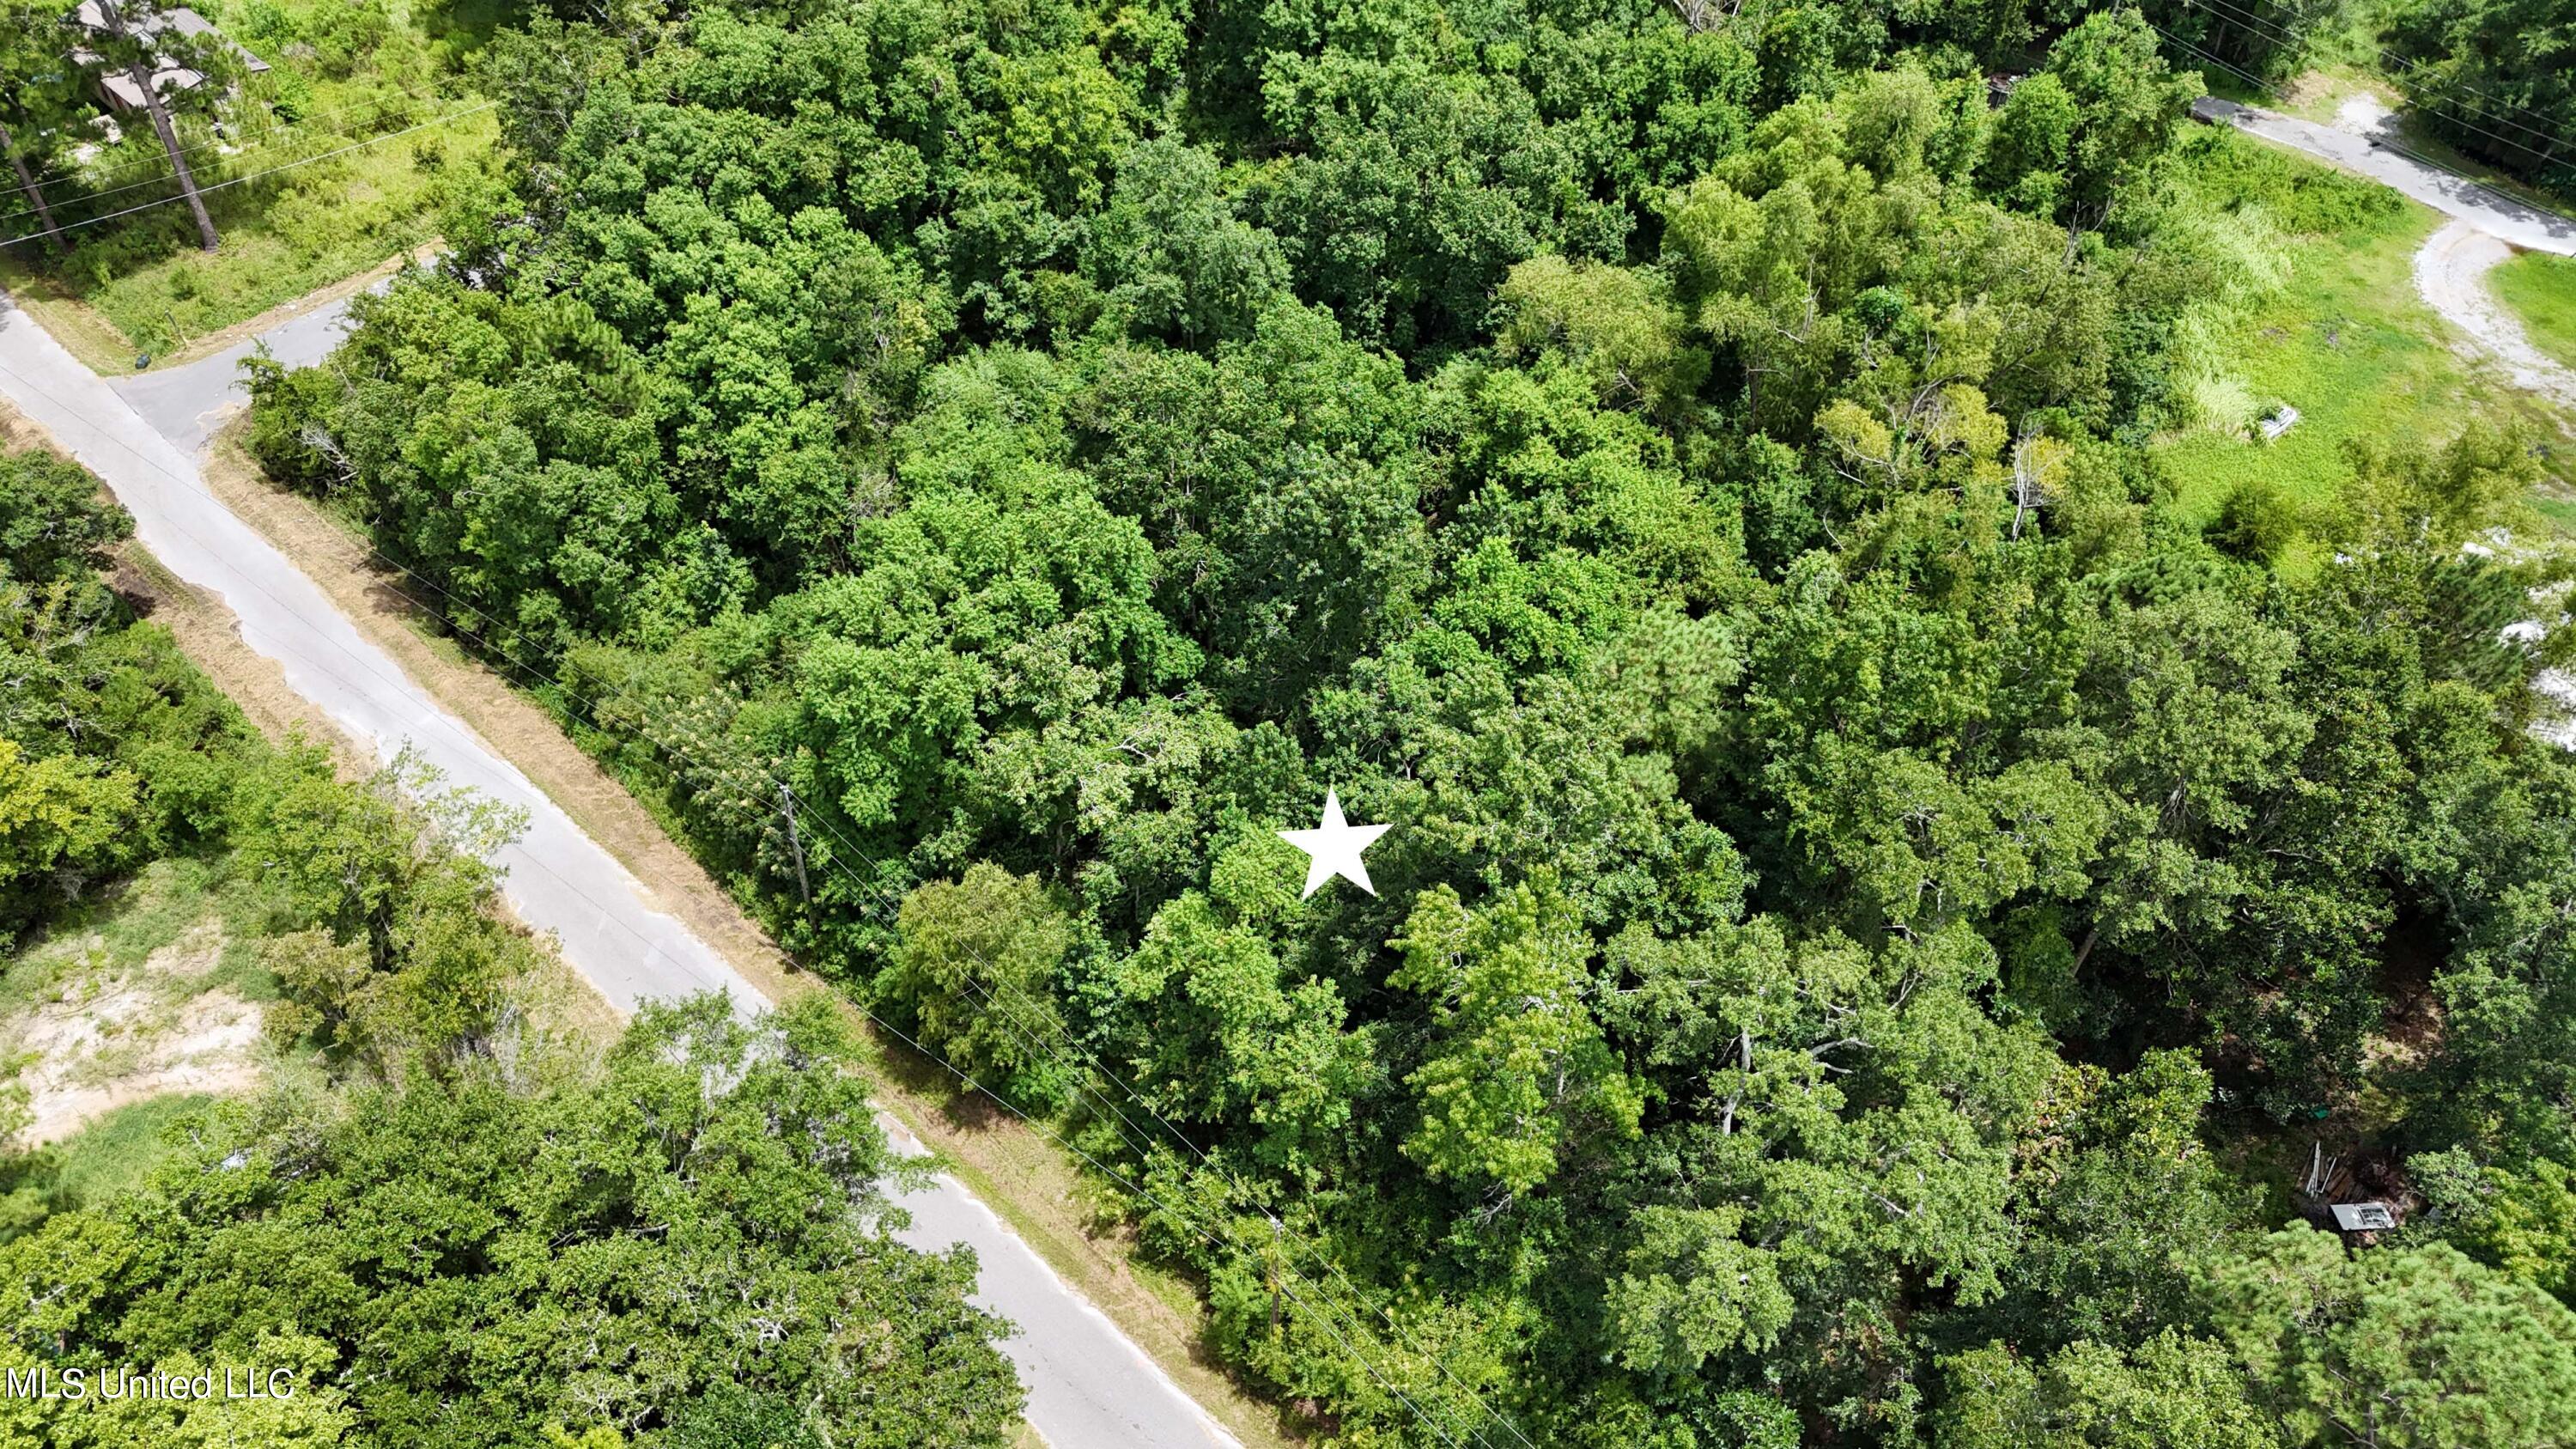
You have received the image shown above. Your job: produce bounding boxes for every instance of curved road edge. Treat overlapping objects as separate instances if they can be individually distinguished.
[0,291,1245,1449]
[2191,94,2576,745]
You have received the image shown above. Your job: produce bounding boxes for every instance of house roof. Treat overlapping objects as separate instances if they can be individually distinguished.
[70,3,270,95]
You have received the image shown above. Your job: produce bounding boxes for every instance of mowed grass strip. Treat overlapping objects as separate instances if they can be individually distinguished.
[0,107,493,374]
[2491,250,2576,374]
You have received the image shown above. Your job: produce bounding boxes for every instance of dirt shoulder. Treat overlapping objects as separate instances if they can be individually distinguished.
[194,424,1299,1449]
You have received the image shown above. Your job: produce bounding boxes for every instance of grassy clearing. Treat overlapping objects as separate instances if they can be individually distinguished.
[0,855,274,1156]
[0,854,274,1021]
[2151,131,2576,525]
[0,107,491,374]
[0,0,495,372]
[40,1092,221,1210]
[2492,250,2576,373]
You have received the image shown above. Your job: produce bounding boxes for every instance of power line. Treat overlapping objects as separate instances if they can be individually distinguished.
[2175,0,2573,167]
[2202,0,2576,148]
[2142,16,2576,228]
[191,319,1540,1446]
[379,545,1515,1448]
[0,100,486,230]
[13,85,464,196]
[295,437,1519,1446]
[0,350,1498,1449]
[0,358,999,1414]
[0,100,496,248]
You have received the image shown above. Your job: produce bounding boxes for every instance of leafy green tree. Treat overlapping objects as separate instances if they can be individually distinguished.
[0,447,130,584]
[1496,254,1708,417]
[2415,1151,2576,1308]
[2383,0,2576,194]
[234,748,538,1067]
[0,0,80,253]
[1604,1205,1795,1377]
[890,862,1077,1107]
[82,0,237,251]
[1081,138,1286,345]
[0,739,138,944]
[1985,72,2080,216]
[1936,1330,2279,1449]
[1389,878,1640,1198]
[0,997,1024,1449]
[227,3,2576,1440]
[2032,10,2201,226]
[2198,1226,2576,1448]
[1100,842,1378,1179]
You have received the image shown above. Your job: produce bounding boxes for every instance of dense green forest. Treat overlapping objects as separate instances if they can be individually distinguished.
[0,443,1022,1446]
[234,0,2576,1444]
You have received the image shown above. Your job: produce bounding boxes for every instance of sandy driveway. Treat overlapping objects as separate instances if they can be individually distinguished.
[2415,218,2576,409]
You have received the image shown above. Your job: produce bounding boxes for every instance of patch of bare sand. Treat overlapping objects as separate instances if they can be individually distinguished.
[6,920,262,1146]
[195,422,1302,1449]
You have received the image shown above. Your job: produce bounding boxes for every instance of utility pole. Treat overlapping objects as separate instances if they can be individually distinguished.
[779,782,811,904]
[97,0,217,252]
[0,124,65,253]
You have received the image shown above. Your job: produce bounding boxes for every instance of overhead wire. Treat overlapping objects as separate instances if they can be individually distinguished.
[0,100,498,248]
[0,329,1096,1422]
[2172,0,2574,170]
[9,16,1518,1438]
[11,84,466,198]
[2139,14,2574,228]
[2178,0,2574,149]
[11,19,1540,1427]
[0,99,489,231]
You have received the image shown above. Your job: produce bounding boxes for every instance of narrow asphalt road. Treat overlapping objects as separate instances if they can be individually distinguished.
[0,289,1242,1449]
[2192,96,2576,255]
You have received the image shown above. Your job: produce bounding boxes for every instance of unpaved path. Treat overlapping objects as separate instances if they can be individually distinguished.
[2194,96,2576,402]
[2414,218,2576,410]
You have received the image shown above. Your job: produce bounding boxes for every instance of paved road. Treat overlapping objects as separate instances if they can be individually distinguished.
[114,289,370,451]
[0,289,1241,1449]
[2193,96,2576,256]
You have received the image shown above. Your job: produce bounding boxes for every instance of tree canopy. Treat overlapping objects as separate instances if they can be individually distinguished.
[226,0,2576,1443]
[0,439,1021,1448]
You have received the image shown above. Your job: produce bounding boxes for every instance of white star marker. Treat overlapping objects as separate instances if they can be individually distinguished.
[1278,788,1393,899]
